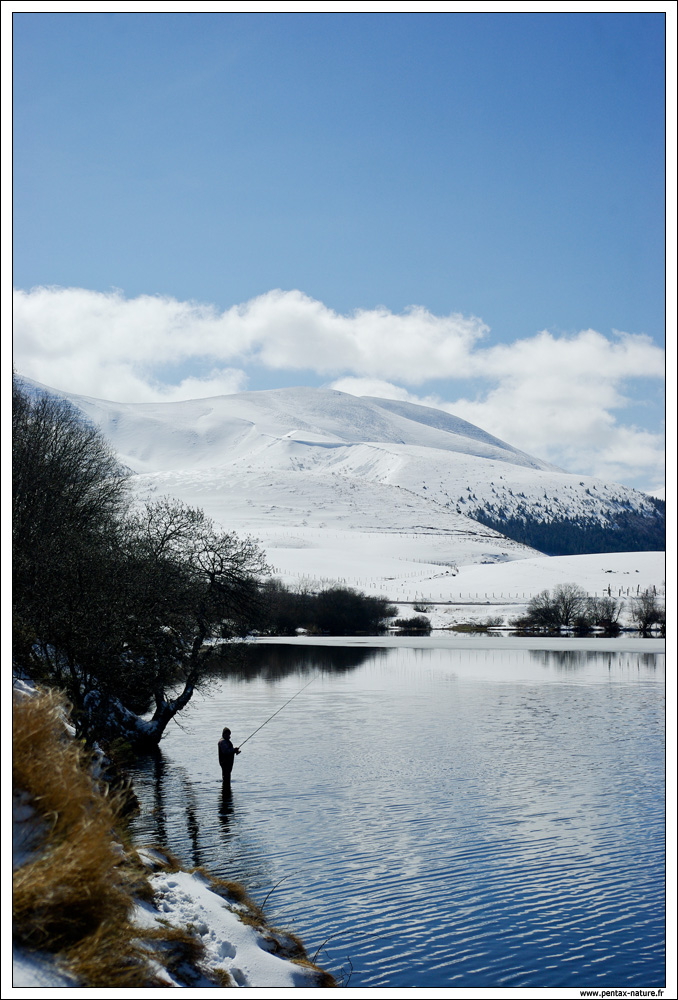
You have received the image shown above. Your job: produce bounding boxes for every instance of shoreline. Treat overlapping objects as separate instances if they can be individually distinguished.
[253,633,666,652]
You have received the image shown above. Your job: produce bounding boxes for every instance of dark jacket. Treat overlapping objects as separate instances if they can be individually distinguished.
[218,737,237,774]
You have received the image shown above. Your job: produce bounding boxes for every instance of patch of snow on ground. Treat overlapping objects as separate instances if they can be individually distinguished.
[12,948,81,988]
[133,868,323,988]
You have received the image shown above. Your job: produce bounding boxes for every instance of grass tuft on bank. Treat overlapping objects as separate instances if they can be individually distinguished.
[12,687,165,986]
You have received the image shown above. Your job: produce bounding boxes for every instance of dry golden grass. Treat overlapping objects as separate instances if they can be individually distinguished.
[234,910,268,931]
[192,869,259,909]
[140,924,207,984]
[12,687,161,986]
[13,688,112,841]
[291,958,339,987]
[60,920,169,988]
[211,966,237,986]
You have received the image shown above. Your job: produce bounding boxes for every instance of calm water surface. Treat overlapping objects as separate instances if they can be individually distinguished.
[126,639,665,988]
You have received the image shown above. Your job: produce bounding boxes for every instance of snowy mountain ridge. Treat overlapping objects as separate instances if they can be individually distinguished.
[39,384,555,473]
[19,379,664,593]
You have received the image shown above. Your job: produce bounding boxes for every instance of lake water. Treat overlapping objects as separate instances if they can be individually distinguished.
[126,638,665,989]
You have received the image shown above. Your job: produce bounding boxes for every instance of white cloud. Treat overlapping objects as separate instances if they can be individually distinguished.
[330,351,665,487]
[13,286,252,401]
[446,329,664,481]
[13,286,664,487]
[329,378,422,404]
[13,286,488,400]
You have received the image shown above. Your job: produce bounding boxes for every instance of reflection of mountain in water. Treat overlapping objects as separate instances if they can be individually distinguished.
[529,648,663,671]
[210,642,385,683]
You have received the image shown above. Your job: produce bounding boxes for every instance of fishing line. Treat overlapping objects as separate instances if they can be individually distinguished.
[238,673,319,748]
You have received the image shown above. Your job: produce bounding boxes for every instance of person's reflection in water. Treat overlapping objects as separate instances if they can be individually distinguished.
[218,781,234,839]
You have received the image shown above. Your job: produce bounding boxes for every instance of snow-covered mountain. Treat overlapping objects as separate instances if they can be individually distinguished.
[20,380,664,595]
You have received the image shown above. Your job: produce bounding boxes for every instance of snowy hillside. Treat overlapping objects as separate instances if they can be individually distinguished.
[44,385,554,474]
[20,380,664,598]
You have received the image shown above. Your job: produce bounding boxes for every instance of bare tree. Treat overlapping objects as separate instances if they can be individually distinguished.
[523,589,559,630]
[73,500,269,746]
[586,595,624,633]
[13,378,269,748]
[629,589,665,634]
[13,378,129,681]
[13,379,127,556]
[552,583,588,628]
[523,583,588,630]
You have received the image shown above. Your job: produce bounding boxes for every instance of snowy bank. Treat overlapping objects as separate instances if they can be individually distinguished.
[133,853,333,988]
[13,853,333,989]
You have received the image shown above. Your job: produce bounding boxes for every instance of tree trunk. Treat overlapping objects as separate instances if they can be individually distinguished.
[81,673,197,750]
[83,634,212,749]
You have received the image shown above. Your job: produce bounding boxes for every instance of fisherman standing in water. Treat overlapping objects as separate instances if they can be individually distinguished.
[218,727,241,783]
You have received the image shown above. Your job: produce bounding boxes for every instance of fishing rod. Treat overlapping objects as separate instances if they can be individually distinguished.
[237,674,319,749]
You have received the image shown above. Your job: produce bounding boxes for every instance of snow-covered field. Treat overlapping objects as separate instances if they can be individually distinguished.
[257,534,663,602]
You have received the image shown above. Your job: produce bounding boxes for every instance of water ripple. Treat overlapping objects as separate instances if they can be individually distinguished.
[127,644,664,988]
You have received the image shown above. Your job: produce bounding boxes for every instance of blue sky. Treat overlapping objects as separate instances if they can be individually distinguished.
[11,11,668,491]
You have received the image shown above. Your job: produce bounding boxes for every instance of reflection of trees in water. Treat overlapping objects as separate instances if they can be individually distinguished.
[127,747,284,902]
[209,642,384,683]
[529,649,662,672]
[130,748,170,847]
[128,749,208,868]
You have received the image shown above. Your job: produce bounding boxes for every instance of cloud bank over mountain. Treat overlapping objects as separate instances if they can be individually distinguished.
[13,286,664,490]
